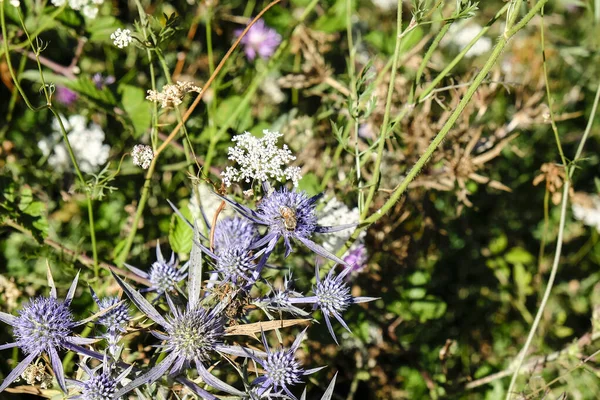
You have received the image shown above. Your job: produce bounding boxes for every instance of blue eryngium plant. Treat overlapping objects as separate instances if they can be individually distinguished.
[0,269,98,393]
[217,186,356,264]
[69,354,134,400]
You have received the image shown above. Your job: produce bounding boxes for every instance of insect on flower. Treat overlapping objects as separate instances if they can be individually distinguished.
[278,205,298,231]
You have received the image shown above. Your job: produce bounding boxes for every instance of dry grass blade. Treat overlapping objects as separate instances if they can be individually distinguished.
[225,319,311,337]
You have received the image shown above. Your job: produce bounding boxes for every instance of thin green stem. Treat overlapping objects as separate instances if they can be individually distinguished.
[325,0,549,274]
[361,0,403,218]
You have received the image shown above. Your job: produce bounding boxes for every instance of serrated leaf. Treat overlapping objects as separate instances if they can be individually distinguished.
[68,76,117,107]
[119,84,152,138]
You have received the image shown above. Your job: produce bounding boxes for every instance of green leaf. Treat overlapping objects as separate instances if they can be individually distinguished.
[297,173,320,196]
[119,84,152,138]
[505,247,535,265]
[169,206,193,255]
[68,76,117,107]
[86,16,121,42]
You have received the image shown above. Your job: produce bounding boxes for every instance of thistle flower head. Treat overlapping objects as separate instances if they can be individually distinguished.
[163,306,224,367]
[235,19,281,61]
[14,297,73,355]
[72,357,134,400]
[214,216,258,249]
[314,271,352,317]
[218,187,354,264]
[91,290,130,333]
[215,246,258,286]
[124,244,188,298]
[248,329,322,400]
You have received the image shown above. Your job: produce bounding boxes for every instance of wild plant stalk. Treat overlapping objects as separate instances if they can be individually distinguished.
[115,0,283,266]
[0,4,100,277]
[324,0,549,274]
[505,10,600,393]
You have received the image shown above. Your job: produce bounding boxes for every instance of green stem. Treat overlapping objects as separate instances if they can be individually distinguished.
[326,0,549,273]
[361,0,403,217]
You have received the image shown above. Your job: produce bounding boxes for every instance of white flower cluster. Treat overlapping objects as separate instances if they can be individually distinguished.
[110,28,133,49]
[9,0,20,7]
[318,197,364,253]
[188,184,234,223]
[442,23,492,58]
[131,144,153,170]
[146,81,202,108]
[50,0,104,19]
[38,115,110,174]
[371,0,398,11]
[573,194,600,232]
[221,130,302,187]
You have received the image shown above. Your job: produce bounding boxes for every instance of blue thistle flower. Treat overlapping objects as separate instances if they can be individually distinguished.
[124,243,188,300]
[214,216,258,249]
[90,288,130,356]
[0,271,98,393]
[288,266,378,344]
[245,329,324,400]
[217,187,355,264]
[110,272,265,398]
[70,354,134,400]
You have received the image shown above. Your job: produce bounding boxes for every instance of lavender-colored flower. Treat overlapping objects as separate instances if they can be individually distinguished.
[110,272,264,398]
[214,216,258,249]
[90,288,130,355]
[288,266,377,344]
[235,19,281,61]
[218,187,355,265]
[55,86,78,106]
[124,243,188,300]
[260,275,308,317]
[342,243,368,277]
[70,355,134,400]
[92,73,116,89]
[0,272,98,393]
[244,329,324,400]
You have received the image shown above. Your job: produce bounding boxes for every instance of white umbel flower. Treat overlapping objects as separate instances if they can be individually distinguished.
[9,0,21,7]
[572,194,600,232]
[146,81,202,108]
[318,197,364,253]
[442,23,492,58]
[221,130,302,187]
[38,114,110,174]
[50,0,103,19]
[131,144,153,170]
[371,0,397,10]
[111,28,133,49]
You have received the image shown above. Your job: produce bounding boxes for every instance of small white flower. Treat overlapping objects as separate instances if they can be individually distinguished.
[131,144,153,170]
[318,197,364,253]
[572,194,600,232]
[146,81,202,108]
[82,4,98,19]
[111,28,133,49]
[9,0,20,7]
[39,114,110,174]
[371,0,397,10]
[221,130,302,187]
[442,23,492,58]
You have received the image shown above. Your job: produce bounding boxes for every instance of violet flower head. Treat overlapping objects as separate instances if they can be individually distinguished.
[0,272,97,393]
[287,266,377,344]
[213,217,264,286]
[92,73,116,89]
[56,86,78,106]
[235,19,281,61]
[110,272,262,398]
[342,243,368,277]
[245,329,324,400]
[124,243,188,300]
[70,356,134,400]
[90,288,130,355]
[219,187,355,265]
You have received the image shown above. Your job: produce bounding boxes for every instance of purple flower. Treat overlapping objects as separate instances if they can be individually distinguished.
[124,243,188,300]
[90,288,130,355]
[0,272,98,393]
[92,73,115,89]
[244,329,324,400]
[55,86,78,106]
[214,216,258,249]
[70,355,134,400]
[235,19,281,61]
[218,187,355,265]
[288,266,377,344]
[342,244,368,277]
[110,271,265,398]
